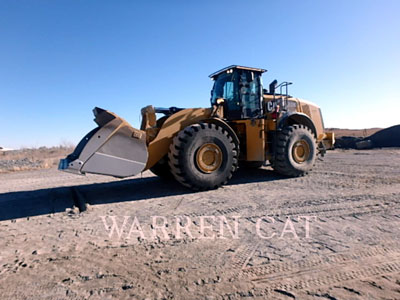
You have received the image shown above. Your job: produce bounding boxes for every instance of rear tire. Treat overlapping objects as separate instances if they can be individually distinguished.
[168,123,238,190]
[272,124,316,177]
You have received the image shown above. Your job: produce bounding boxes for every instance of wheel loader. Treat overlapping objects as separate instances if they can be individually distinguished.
[59,65,334,190]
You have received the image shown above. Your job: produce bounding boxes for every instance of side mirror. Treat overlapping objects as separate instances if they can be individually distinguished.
[216,98,225,105]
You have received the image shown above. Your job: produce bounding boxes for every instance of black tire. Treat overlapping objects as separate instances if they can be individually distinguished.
[272,124,316,177]
[168,123,238,190]
[150,156,172,180]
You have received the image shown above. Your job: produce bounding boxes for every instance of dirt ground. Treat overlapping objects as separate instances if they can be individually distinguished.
[1,148,400,299]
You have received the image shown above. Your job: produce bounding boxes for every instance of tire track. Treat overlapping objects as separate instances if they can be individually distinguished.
[226,243,400,297]
[241,244,400,280]
[259,259,400,295]
[179,191,400,222]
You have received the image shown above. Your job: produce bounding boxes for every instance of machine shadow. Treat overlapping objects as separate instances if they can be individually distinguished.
[0,168,286,221]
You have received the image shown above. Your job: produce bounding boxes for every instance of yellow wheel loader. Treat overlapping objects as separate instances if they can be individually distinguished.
[59,65,334,190]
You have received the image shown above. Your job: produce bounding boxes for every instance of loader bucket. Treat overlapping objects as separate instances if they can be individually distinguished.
[59,107,148,178]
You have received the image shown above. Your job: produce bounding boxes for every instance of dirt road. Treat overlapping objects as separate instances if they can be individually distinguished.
[1,149,400,299]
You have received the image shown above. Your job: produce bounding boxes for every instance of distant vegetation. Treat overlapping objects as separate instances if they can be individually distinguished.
[0,146,74,173]
[326,128,382,138]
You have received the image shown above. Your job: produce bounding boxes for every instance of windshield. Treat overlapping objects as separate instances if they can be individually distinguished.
[210,73,235,104]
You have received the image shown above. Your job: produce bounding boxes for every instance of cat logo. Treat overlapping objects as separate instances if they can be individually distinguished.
[266,100,277,112]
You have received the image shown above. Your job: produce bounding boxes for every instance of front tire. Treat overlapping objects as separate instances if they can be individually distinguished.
[168,123,238,190]
[272,124,316,176]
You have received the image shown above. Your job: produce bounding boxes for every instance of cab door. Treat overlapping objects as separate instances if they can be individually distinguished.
[238,71,263,119]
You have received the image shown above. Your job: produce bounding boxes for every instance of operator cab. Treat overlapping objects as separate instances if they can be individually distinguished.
[209,65,266,120]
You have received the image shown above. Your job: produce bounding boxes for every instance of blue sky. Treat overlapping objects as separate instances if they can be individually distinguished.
[1,0,399,148]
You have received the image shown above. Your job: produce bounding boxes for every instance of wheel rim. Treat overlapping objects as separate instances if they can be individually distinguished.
[292,139,310,163]
[196,143,223,173]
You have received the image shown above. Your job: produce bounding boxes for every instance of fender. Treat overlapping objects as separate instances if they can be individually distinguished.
[203,118,240,150]
[278,112,317,138]
[145,108,212,169]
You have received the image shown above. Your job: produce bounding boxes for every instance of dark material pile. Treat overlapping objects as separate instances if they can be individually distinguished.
[335,125,400,149]
[334,136,363,149]
[368,125,400,147]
